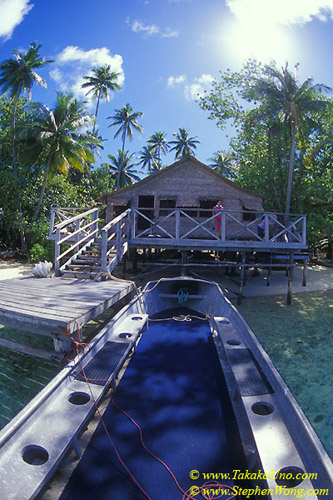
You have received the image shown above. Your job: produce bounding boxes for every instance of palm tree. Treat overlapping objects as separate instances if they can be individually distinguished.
[102,150,140,189]
[138,145,160,173]
[147,131,169,167]
[21,93,100,221]
[0,41,53,249]
[107,104,143,156]
[209,151,236,178]
[81,65,120,181]
[170,127,200,159]
[254,63,330,219]
[81,65,121,134]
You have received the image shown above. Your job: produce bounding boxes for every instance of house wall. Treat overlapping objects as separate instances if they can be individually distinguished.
[104,158,263,238]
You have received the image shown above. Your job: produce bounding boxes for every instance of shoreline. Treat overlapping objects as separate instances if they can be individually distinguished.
[0,260,333,297]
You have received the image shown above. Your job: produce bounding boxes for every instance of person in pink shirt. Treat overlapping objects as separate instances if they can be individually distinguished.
[212,200,224,237]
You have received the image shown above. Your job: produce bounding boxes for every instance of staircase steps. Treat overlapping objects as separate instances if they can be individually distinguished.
[60,232,121,279]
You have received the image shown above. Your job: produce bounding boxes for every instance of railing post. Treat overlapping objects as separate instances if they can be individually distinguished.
[74,218,80,254]
[116,222,121,261]
[302,216,307,245]
[131,209,136,239]
[126,210,131,242]
[54,228,60,273]
[91,208,99,235]
[221,211,226,241]
[49,204,57,239]
[264,214,269,242]
[101,229,107,273]
[175,209,180,239]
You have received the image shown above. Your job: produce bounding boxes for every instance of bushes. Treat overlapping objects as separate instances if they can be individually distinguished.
[29,243,47,262]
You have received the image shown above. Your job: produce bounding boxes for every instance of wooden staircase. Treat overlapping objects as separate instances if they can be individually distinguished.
[49,207,130,280]
[61,240,102,279]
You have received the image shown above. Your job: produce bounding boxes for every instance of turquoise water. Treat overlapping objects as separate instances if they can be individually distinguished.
[0,306,117,430]
[234,289,333,459]
[0,326,59,429]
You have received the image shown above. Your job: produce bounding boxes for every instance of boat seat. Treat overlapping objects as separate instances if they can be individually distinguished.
[226,348,273,396]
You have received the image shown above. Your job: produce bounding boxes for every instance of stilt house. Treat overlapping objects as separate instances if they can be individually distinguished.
[102,155,264,238]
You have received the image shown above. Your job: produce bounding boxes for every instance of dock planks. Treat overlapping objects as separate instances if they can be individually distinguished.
[0,276,134,343]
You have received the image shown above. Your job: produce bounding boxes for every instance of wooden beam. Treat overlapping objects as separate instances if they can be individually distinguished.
[0,337,63,361]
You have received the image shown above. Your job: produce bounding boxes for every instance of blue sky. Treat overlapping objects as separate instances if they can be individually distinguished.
[1,0,333,168]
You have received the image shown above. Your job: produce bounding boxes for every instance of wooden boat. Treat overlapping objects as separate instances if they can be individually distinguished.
[0,277,331,499]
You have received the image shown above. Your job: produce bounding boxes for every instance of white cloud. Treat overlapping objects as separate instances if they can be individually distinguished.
[226,0,333,26]
[130,19,179,38]
[167,74,186,87]
[131,20,160,36]
[167,73,214,100]
[0,0,33,40]
[161,27,179,38]
[50,46,124,105]
[185,74,215,101]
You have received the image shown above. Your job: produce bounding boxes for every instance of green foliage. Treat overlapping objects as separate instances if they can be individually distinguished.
[101,150,140,189]
[170,127,200,159]
[200,59,333,247]
[29,243,47,262]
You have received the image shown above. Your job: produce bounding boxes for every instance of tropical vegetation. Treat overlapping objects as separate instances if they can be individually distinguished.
[199,59,333,254]
[0,44,332,260]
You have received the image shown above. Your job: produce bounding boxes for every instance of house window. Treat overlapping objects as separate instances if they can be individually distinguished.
[138,195,155,230]
[242,203,257,221]
[199,200,218,218]
[159,199,176,216]
[113,203,130,216]
[179,206,199,217]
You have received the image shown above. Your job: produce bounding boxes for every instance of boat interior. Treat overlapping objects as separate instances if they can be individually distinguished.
[0,277,331,499]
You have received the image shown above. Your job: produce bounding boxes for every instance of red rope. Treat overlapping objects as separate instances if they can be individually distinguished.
[70,335,237,500]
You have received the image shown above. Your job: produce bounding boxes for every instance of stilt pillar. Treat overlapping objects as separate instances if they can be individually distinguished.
[238,252,246,305]
[287,251,294,305]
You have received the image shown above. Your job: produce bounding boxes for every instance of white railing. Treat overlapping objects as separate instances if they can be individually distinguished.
[130,208,307,246]
[49,206,100,273]
[99,209,131,274]
[49,206,307,275]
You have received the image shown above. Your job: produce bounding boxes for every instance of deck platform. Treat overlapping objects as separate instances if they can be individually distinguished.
[0,277,134,355]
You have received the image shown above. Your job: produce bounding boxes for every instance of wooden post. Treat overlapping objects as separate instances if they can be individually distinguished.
[133,249,138,271]
[238,252,246,305]
[221,211,226,241]
[49,204,57,239]
[181,250,187,276]
[74,218,80,254]
[287,251,294,305]
[122,250,127,274]
[267,255,272,286]
[264,214,269,242]
[116,222,121,262]
[127,210,131,242]
[54,227,60,273]
[175,209,180,239]
[53,333,71,354]
[131,209,136,239]
[92,208,99,233]
[303,257,307,287]
[101,230,108,273]
[302,215,307,246]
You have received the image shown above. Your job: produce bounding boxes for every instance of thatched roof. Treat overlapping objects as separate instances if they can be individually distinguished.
[102,155,263,204]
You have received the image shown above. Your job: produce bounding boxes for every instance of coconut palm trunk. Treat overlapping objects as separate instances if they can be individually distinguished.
[33,158,51,222]
[285,124,297,221]
[12,87,27,252]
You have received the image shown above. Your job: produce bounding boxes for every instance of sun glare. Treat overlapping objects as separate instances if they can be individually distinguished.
[225,16,295,65]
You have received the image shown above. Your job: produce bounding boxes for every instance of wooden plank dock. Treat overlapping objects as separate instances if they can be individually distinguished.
[0,277,134,355]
